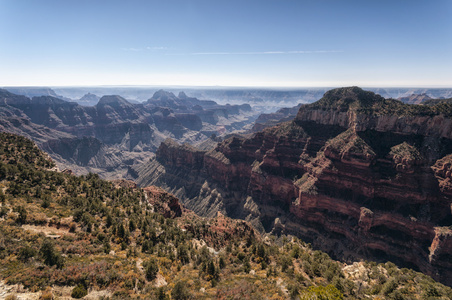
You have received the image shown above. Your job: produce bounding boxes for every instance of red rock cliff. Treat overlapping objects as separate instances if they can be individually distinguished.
[135,87,452,285]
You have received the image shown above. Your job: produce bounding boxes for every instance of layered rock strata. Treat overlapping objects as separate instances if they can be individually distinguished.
[134,87,452,285]
[0,89,256,175]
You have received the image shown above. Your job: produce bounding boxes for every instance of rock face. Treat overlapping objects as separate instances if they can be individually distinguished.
[252,103,302,132]
[78,93,100,106]
[133,87,452,286]
[143,185,184,218]
[398,93,433,104]
[0,89,255,146]
[0,88,257,176]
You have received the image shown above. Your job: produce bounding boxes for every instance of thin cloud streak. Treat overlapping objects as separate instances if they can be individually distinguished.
[146,46,168,50]
[122,46,168,52]
[121,47,143,52]
[167,50,343,56]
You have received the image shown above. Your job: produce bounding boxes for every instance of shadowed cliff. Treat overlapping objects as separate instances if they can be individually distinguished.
[133,87,452,286]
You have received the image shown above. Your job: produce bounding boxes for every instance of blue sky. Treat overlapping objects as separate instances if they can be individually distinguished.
[0,0,451,87]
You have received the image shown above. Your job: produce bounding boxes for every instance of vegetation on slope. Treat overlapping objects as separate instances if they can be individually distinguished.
[0,132,451,299]
[307,87,452,117]
[324,128,376,159]
[422,98,452,106]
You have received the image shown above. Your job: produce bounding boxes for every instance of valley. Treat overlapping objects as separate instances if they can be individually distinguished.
[0,131,451,299]
[3,0,452,298]
[131,87,452,286]
[1,86,452,298]
[0,88,259,178]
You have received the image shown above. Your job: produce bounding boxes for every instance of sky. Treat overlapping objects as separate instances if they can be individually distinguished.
[0,0,451,87]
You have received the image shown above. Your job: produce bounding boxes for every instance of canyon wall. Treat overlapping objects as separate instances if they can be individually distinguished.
[0,88,257,176]
[133,87,452,285]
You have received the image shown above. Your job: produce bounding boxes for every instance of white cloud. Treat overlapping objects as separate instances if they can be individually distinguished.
[121,48,341,56]
[121,47,143,52]
[122,46,168,52]
[167,50,343,56]
[146,46,167,50]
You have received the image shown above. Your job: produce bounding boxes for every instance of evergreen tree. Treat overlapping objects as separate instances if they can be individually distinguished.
[16,205,27,224]
[40,239,64,268]
[145,258,159,281]
[171,281,190,300]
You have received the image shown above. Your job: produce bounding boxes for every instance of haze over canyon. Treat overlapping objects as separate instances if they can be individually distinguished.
[2,85,452,286]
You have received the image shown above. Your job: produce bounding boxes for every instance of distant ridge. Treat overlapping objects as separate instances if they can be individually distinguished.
[0,89,258,177]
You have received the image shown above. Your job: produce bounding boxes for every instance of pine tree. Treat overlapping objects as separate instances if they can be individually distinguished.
[145,258,159,281]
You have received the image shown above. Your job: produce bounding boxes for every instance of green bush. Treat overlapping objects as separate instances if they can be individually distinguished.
[243,261,251,273]
[300,285,343,300]
[0,206,8,218]
[16,205,27,224]
[177,244,190,265]
[41,197,50,208]
[39,239,64,268]
[280,255,292,272]
[381,278,398,296]
[171,281,190,300]
[71,284,87,298]
[291,244,302,259]
[17,246,36,262]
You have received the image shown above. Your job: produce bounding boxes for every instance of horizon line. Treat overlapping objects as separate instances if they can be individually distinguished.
[3,84,452,90]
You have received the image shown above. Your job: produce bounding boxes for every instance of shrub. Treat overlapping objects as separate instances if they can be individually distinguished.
[256,243,268,261]
[300,285,343,300]
[0,206,8,217]
[288,283,299,299]
[381,278,398,296]
[105,213,113,228]
[71,284,87,298]
[177,244,190,265]
[291,244,302,259]
[280,255,292,273]
[103,240,111,254]
[206,260,219,280]
[16,205,27,224]
[129,219,136,232]
[39,239,64,268]
[219,256,226,269]
[69,222,76,233]
[237,252,246,261]
[243,261,251,273]
[0,189,5,203]
[421,283,440,299]
[39,287,53,300]
[156,287,167,300]
[18,245,36,262]
[171,281,190,300]
[41,197,50,208]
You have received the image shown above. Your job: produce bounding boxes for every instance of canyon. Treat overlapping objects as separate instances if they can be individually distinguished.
[0,88,257,177]
[3,85,452,285]
[132,87,452,285]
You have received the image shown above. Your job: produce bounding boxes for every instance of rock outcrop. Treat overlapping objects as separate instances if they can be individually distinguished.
[398,93,433,104]
[252,103,302,132]
[78,92,100,106]
[0,89,258,176]
[133,87,452,285]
